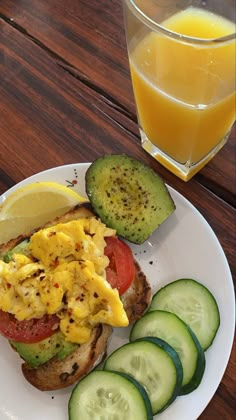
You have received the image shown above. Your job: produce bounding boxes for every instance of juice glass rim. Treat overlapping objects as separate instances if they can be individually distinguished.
[125,0,236,45]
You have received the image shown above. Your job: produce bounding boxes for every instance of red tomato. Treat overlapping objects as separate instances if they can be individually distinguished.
[104,236,135,295]
[0,310,59,343]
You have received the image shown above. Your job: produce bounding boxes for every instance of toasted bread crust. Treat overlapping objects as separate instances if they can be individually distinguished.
[1,203,152,390]
[122,261,152,323]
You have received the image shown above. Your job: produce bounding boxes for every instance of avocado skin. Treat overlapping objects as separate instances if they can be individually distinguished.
[10,332,78,368]
[86,154,176,244]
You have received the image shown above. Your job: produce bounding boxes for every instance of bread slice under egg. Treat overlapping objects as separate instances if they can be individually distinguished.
[0,202,152,391]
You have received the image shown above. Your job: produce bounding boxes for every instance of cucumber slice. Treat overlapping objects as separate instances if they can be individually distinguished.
[130,310,205,394]
[85,154,175,244]
[150,279,220,350]
[68,370,153,420]
[104,338,183,414]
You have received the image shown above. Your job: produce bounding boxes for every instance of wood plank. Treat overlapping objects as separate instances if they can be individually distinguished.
[0,18,135,175]
[1,0,235,204]
[0,0,133,109]
[200,339,236,420]
[196,125,236,207]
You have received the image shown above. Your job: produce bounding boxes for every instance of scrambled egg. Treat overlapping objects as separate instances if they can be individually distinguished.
[0,218,129,344]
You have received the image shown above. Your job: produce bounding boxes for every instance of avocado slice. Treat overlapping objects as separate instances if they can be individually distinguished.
[10,332,78,368]
[3,239,30,263]
[56,338,79,360]
[86,154,175,244]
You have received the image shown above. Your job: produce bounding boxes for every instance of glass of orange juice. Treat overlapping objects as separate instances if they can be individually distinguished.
[122,0,236,181]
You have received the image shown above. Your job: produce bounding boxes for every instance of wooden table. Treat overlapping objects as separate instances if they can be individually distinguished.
[0,1,235,418]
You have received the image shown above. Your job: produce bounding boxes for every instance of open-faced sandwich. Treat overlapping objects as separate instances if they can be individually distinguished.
[0,203,152,390]
[0,154,175,391]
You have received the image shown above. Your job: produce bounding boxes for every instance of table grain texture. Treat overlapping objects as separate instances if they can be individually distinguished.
[0,1,235,419]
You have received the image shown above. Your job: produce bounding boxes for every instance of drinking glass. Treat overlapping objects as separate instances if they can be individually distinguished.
[122,0,236,181]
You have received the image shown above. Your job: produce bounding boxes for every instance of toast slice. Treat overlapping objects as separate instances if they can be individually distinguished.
[0,202,152,390]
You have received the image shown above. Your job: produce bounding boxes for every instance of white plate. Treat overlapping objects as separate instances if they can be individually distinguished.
[0,163,235,420]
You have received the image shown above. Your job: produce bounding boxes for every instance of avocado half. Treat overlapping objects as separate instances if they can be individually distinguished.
[86,154,175,244]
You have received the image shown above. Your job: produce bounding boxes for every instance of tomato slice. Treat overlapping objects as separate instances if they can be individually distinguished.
[0,310,59,343]
[104,236,135,295]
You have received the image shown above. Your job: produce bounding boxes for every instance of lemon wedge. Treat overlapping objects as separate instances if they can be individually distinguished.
[0,182,87,244]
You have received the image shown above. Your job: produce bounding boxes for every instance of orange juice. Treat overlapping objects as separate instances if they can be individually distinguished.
[130,7,235,172]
